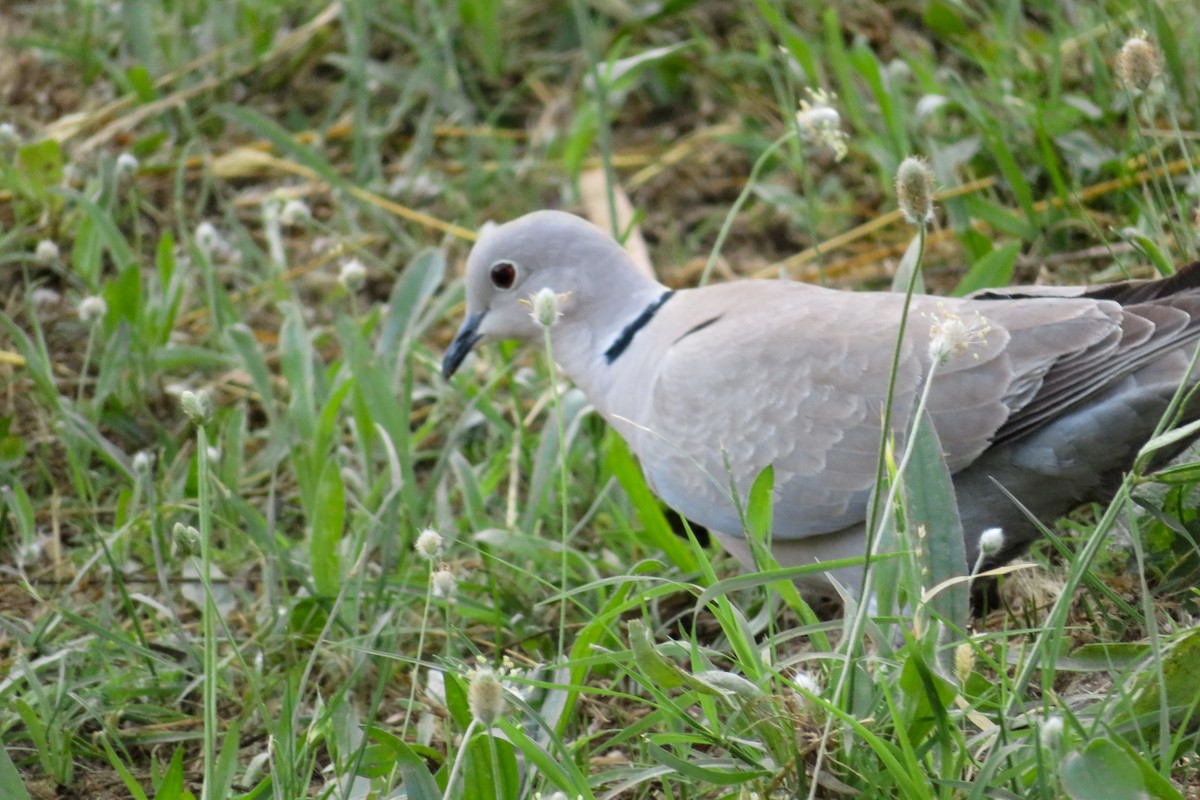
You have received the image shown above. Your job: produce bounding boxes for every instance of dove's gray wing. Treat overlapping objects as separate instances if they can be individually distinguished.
[633,279,1194,542]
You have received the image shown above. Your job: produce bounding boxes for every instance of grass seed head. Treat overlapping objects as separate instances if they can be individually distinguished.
[530,287,565,328]
[180,390,213,425]
[431,567,457,601]
[415,528,443,560]
[467,665,505,726]
[339,258,367,292]
[280,199,312,227]
[1116,35,1160,93]
[896,156,935,225]
[978,527,1005,557]
[35,239,60,263]
[77,295,107,324]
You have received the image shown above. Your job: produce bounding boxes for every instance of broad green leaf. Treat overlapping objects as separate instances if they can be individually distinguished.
[1058,642,1147,672]
[1123,625,1200,731]
[962,195,1033,239]
[902,412,969,637]
[376,734,441,800]
[923,0,970,36]
[745,464,774,548]
[954,241,1019,295]
[0,744,34,800]
[1061,738,1147,800]
[462,734,520,800]
[16,139,63,196]
[126,64,157,103]
[151,747,190,800]
[104,263,142,326]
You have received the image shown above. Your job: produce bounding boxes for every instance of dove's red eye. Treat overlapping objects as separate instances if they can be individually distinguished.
[490,261,517,290]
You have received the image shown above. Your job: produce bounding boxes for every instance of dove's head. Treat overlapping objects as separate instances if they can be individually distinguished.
[442,210,656,378]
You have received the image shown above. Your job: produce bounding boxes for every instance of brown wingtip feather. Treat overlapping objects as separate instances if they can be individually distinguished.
[1081,260,1200,304]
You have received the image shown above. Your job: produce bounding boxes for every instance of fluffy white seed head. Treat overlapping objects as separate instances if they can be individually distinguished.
[467,665,505,726]
[77,295,107,324]
[414,528,443,560]
[280,199,312,227]
[1116,35,1160,93]
[792,669,821,696]
[795,88,848,161]
[530,287,565,328]
[180,389,213,424]
[35,239,60,264]
[927,308,991,363]
[115,152,139,180]
[978,527,1005,556]
[132,450,155,474]
[195,221,224,258]
[172,522,201,558]
[431,567,457,600]
[338,258,367,292]
[1040,715,1064,749]
[897,156,935,225]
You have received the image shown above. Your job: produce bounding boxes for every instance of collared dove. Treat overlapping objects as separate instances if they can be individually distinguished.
[443,210,1200,603]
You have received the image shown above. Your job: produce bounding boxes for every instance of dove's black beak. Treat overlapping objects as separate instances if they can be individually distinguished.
[442,312,484,379]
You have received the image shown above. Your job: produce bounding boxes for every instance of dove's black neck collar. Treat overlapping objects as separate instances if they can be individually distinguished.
[604,289,674,364]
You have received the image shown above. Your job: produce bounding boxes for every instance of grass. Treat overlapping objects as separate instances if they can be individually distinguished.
[1,0,1200,798]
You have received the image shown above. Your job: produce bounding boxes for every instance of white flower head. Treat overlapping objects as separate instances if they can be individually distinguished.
[115,152,139,180]
[414,528,443,560]
[467,663,505,726]
[926,306,990,363]
[195,221,224,258]
[792,669,821,696]
[279,198,312,227]
[338,258,367,292]
[896,156,935,225]
[1040,715,1064,749]
[431,567,457,601]
[796,88,848,161]
[1116,34,1160,94]
[180,389,213,424]
[132,450,155,474]
[527,287,568,328]
[172,522,201,558]
[35,239,60,263]
[77,295,107,324]
[978,526,1005,556]
[31,288,62,308]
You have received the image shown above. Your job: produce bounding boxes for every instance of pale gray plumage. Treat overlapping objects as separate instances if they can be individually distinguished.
[443,210,1200,601]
